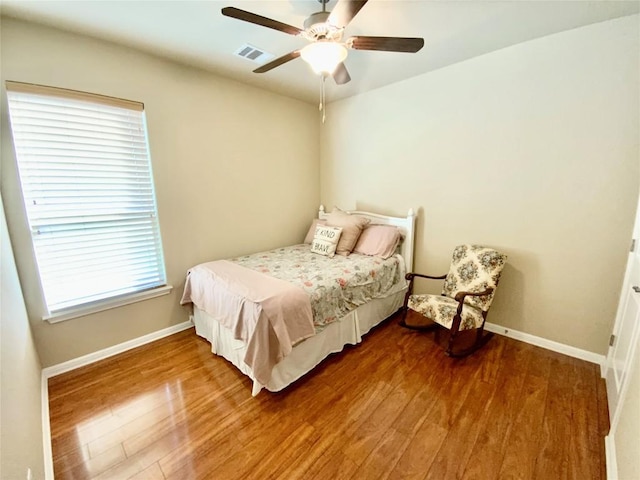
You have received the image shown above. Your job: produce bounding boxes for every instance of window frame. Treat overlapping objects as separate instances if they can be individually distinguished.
[6,81,172,322]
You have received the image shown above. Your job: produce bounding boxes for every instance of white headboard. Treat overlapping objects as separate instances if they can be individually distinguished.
[318,205,416,272]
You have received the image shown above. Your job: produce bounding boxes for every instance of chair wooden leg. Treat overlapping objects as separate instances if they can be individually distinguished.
[445,332,461,357]
[399,309,439,331]
[401,323,439,332]
[445,329,494,357]
[399,318,438,332]
[445,313,463,356]
[400,308,494,356]
[398,306,410,327]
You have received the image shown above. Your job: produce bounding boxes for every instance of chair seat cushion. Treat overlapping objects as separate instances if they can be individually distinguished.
[408,294,484,330]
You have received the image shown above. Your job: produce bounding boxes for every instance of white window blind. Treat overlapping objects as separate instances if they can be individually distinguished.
[6,82,167,317]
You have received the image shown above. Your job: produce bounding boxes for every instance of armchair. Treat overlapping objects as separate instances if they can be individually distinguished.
[400,244,506,357]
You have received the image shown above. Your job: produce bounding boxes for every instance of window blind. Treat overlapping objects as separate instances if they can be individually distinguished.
[6,82,166,316]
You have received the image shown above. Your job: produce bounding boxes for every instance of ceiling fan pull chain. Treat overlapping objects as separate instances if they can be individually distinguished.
[320,74,327,123]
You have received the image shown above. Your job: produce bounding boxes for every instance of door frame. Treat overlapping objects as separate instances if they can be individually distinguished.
[603,194,640,479]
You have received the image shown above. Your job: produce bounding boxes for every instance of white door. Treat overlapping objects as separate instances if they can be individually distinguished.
[605,196,640,428]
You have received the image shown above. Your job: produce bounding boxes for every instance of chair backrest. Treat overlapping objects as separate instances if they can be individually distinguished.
[441,245,507,312]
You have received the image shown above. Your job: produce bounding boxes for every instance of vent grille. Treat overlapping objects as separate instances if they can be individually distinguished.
[234,44,274,63]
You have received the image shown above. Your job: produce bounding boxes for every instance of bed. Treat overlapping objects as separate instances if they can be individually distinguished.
[180,205,416,395]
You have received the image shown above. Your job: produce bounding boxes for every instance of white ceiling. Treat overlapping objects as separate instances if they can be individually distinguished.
[1,0,638,104]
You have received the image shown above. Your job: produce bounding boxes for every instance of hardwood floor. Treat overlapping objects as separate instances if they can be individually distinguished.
[48,312,609,480]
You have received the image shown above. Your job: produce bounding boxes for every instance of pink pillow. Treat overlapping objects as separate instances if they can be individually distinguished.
[353,225,401,259]
[325,208,370,256]
[304,219,326,244]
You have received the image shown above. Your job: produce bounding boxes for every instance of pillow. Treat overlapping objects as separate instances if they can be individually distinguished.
[304,218,326,244]
[353,225,402,259]
[310,225,343,257]
[325,208,370,256]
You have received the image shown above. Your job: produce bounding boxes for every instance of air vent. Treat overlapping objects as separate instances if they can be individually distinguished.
[234,44,275,63]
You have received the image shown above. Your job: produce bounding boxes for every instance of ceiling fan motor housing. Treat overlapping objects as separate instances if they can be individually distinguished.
[303,11,342,41]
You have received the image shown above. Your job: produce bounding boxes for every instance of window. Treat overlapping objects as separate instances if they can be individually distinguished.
[6,81,169,321]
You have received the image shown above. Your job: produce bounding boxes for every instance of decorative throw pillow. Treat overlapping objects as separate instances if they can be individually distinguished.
[304,218,327,244]
[310,225,343,257]
[353,225,402,259]
[325,208,370,256]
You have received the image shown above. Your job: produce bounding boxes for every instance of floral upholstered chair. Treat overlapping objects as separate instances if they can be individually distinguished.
[400,244,507,357]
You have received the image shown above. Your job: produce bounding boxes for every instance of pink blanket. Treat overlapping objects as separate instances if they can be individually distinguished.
[180,260,315,385]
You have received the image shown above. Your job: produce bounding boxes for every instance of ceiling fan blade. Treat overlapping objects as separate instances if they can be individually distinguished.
[221,7,302,36]
[348,36,425,53]
[333,62,351,85]
[253,51,301,73]
[327,0,368,28]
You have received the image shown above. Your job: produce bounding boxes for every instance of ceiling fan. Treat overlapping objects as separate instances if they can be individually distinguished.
[221,0,425,85]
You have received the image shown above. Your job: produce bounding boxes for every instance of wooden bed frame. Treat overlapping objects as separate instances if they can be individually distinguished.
[191,206,416,395]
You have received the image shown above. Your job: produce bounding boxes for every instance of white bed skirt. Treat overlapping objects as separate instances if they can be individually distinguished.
[193,287,406,396]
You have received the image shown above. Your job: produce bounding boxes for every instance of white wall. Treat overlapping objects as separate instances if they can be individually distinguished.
[0,193,45,480]
[0,17,320,366]
[320,15,640,355]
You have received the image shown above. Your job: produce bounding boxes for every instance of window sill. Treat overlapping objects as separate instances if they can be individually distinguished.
[43,285,173,323]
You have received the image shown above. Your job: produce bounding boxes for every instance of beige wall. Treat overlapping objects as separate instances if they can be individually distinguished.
[0,17,320,366]
[0,193,45,479]
[320,15,640,355]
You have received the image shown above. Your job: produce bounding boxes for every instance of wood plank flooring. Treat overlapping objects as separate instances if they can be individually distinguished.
[48,312,609,480]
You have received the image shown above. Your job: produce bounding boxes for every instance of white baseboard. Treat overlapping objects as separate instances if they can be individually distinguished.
[604,434,618,479]
[41,373,54,480]
[42,320,194,379]
[485,322,606,367]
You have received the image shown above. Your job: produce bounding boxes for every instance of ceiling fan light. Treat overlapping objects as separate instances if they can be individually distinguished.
[300,42,348,75]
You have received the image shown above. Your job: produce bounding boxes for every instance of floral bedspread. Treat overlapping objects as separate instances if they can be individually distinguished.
[230,244,406,332]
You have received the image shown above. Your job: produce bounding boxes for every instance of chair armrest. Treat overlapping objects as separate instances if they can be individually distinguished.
[448,287,495,337]
[454,287,494,303]
[405,272,447,281]
[403,272,447,311]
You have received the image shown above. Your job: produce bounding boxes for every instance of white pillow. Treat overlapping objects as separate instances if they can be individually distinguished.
[310,225,343,257]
